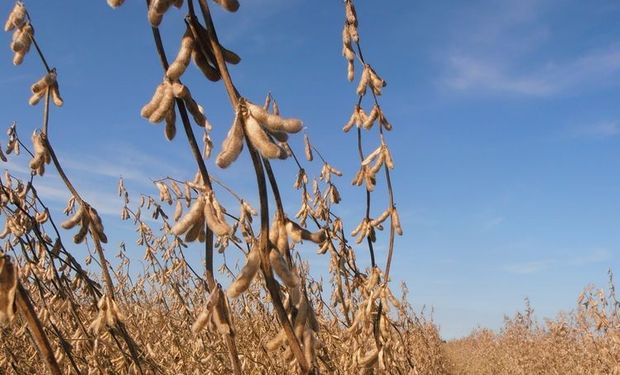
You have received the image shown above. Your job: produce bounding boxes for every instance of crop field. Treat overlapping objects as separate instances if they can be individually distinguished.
[0,1,618,374]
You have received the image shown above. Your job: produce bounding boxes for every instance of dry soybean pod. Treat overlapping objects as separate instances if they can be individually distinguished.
[192,21,222,80]
[107,0,125,8]
[244,115,286,159]
[265,329,286,351]
[184,215,205,242]
[148,82,174,123]
[72,213,90,244]
[50,82,63,107]
[246,102,303,134]
[88,207,108,243]
[212,0,240,12]
[304,134,313,161]
[164,107,177,140]
[391,208,403,235]
[148,0,173,27]
[171,195,205,236]
[61,204,85,230]
[356,65,370,96]
[4,2,26,32]
[221,45,241,64]
[362,105,379,129]
[30,72,55,93]
[166,28,194,80]
[0,257,18,323]
[300,228,325,244]
[191,49,221,81]
[216,111,244,168]
[369,66,386,95]
[141,83,166,118]
[203,193,231,236]
[184,94,210,129]
[227,242,261,298]
[269,248,299,288]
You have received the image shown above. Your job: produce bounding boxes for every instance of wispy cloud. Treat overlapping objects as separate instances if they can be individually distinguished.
[27,174,121,216]
[482,216,505,231]
[567,248,612,266]
[34,183,71,204]
[504,248,613,275]
[505,259,555,274]
[439,0,620,97]
[0,144,174,216]
[570,121,620,139]
[216,0,302,47]
[443,48,620,97]
[2,160,32,176]
[61,144,189,184]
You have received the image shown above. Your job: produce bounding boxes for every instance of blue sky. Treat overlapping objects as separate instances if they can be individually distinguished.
[1,0,620,339]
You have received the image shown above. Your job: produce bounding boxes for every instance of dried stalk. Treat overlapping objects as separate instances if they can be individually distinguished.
[14,283,61,375]
[146,1,242,373]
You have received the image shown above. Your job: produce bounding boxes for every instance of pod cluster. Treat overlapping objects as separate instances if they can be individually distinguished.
[29,130,51,176]
[356,64,386,97]
[342,0,359,81]
[170,191,232,242]
[267,290,321,367]
[265,291,320,367]
[192,284,234,337]
[343,104,392,133]
[29,71,63,107]
[350,143,394,192]
[345,268,401,371]
[227,213,325,300]
[260,216,322,366]
[4,1,32,65]
[351,206,402,243]
[216,99,303,168]
[140,80,210,140]
[0,211,33,239]
[140,13,241,140]
[88,294,125,334]
[5,124,19,156]
[61,202,108,244]
[350,202,403,243]
[189,21,241,82]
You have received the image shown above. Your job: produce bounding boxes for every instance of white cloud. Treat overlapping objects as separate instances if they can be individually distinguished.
[29,175,121,216]
[571,121,620,139]
[439,0,620,97]
[443,48,620,97]
[482,216,505,231]
[504,248,613,275]
[215,0,301,46]
[0,145,173,216]
[568,248,612,266]
[61,146,183,184]
[505,259,554,274]
[32,183,71,204]
[2,160,31,176]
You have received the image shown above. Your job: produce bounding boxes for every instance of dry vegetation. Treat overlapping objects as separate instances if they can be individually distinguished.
[1,1,618,374]
[444,273,620,375]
